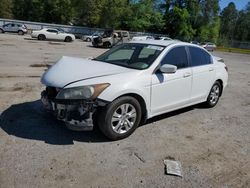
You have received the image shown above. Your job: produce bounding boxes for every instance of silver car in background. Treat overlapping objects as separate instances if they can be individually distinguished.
[82,32,101,42]
[0,23,27,35]
[202,42,217,51]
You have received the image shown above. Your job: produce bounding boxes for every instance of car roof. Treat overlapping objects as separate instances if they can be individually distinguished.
[43,28,58,30]
[129,40,180,47]
[114,30,128,32]
[129,40,208,50]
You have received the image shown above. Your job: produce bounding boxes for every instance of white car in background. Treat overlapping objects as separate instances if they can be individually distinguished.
[41,40,228,140]
[82,32,101,42]
[31,28,75,42]
[131,36,154,41]
[155,36,172,40]
[201,42,217,51]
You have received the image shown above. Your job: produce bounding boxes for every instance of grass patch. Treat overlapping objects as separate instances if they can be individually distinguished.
[217,47,250,54]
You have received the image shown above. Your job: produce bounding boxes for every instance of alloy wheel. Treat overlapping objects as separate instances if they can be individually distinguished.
[209,84,220,105]
[111,103,137,134]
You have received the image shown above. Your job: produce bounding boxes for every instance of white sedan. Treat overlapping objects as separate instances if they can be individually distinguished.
[31,28,75,42]
[201,42,217,51]
[131,36,154,41]
[41,40,228,140]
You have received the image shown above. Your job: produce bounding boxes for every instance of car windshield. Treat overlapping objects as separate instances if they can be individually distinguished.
[94,43,165,70]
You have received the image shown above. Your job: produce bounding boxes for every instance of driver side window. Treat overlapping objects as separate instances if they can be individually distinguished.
[161,47,188,69]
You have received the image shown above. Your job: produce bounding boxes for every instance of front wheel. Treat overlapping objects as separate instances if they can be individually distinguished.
[103,42,111,48]
[18,30,24,35]
[65,36,72,42]
[98,96,142,140]
[38,34,46,40]
[205,81,222,107]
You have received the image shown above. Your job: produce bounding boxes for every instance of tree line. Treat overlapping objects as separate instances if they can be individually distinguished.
[0,0,249,44]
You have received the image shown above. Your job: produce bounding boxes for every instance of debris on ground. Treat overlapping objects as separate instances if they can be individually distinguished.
[164,159,183,177]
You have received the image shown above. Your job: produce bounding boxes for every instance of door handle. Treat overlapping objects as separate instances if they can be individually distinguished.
[183,72,191,78]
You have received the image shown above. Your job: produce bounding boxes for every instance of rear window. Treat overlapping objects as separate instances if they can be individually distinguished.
[189,47,212,66]
[122,32,128,37]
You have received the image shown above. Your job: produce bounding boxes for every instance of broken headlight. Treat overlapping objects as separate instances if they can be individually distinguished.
[56,83,110,100]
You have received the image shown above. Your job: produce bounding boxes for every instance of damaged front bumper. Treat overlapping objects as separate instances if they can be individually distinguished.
[41,89,107,131]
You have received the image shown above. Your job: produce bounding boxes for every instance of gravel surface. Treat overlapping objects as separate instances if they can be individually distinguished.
[0,34,250,188]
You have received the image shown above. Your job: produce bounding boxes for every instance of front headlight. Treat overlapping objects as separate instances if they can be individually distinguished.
[56,83,110,100]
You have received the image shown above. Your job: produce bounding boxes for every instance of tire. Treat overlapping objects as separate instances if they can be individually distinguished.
[38,34,46,41]
[103,42,111,48]
[205,81,222,108]
[0,29,4,33]
[86,37,91,42]
[98,96,142,140]
[18,30,24,35]
[65,36,72,42]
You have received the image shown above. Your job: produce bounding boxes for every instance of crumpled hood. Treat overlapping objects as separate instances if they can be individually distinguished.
[41,56,132,88]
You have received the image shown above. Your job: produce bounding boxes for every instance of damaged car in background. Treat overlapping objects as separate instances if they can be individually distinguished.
[41,40,228,140]
[92,29,130,48]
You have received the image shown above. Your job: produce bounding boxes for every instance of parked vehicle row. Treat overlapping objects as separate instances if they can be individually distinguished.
[41,40,228,140]
[0,22,217,50]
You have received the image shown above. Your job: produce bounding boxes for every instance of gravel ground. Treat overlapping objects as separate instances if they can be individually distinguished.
[0,34,250,188]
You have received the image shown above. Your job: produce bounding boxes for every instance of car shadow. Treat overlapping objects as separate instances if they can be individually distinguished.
[144,105,196,125]
[0,100,108,145]
[0,100,202,145]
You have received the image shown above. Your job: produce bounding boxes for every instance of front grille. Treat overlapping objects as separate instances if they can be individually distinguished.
[46,87,58,99]
[93,36,102,44]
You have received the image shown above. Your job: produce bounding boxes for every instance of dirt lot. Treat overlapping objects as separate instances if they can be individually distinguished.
[0,34,249,188]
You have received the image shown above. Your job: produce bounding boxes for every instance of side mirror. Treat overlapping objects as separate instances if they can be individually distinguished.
[159,64,177,74]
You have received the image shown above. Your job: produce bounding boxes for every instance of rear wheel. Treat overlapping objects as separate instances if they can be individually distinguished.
[65,36,72,42]
[0,29,4,33]
[205,81,222,107]
[98,96,142,140]
[86,37,91,42]
[38,34,46,41]
[18,30,24,35]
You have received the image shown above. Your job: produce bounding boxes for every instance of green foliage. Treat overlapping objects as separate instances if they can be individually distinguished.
[220,2,238,41]
[165,7,195,41]
[0,0,13,18]
[233,3,250,41]
[0,0,249,43]
[124,0,164,31]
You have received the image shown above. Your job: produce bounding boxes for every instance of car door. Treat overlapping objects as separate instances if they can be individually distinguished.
[188,46,215,103]
[3,23,11,32]
[151,46,192,116]
[46,29,58,40]
[10,24,17,32]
